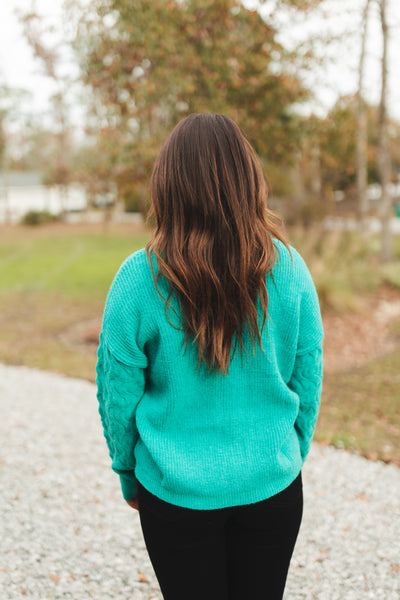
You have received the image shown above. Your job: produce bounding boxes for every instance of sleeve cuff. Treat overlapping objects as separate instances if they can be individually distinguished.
[119,472,138,501]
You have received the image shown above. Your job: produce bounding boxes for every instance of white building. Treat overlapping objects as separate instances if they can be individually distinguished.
[0,171,88,224]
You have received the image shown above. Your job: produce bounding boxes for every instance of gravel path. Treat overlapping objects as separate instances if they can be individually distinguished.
[1,362,399,600]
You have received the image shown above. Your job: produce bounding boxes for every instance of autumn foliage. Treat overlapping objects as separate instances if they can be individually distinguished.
[76,0,308,211]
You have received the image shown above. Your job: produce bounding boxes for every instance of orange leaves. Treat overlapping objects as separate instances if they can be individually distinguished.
[77,0,310,208]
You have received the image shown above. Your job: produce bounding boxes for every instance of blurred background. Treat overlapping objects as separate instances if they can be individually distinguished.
[0,0,399,466]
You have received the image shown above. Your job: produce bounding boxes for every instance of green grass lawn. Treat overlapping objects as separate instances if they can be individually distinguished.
[0,224,151,378]
[0,227,151,298]
[1,222,399,466]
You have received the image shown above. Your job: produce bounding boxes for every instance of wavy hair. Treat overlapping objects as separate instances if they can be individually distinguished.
[146,113,289,374]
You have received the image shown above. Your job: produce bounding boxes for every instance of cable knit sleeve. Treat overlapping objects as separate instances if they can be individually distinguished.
[289,343,323,463]
[96,332,146,500]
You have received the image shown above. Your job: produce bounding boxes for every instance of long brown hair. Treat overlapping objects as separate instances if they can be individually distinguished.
[146,113,289,374]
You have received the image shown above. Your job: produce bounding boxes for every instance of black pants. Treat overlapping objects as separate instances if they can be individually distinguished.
[137,472,303,600]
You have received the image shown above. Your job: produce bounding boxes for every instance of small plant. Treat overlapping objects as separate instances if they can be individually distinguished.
[20,210,60,226]
[382,263,400,289]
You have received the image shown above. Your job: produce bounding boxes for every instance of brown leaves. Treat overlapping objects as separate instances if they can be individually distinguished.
[355,492,370,502]
[76,0,308,211]
[315,548,329,563]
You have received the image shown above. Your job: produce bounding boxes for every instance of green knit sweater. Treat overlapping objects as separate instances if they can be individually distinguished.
[96,240,324,509]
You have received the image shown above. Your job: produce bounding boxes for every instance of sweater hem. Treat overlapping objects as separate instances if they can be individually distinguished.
[135,462,303,511]
[119,473,138,501]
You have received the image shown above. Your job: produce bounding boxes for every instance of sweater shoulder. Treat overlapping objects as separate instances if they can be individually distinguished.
[108,247,154,301]
[272,239,313,292]
[101,247,153,366]
[117,247,152,279]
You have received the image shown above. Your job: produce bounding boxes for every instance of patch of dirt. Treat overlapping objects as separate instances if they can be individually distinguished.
[323,285,400,373]
[59,318,101,356]
[60,286,400,373]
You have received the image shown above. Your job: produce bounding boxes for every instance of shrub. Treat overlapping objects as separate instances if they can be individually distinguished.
[20,210,60,226]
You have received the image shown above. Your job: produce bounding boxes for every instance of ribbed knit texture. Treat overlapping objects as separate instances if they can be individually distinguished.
[96,240,324,509]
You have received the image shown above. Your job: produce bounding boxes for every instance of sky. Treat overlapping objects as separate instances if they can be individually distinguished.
[0,0,81,130]
[253,0,400,119]
[0,0,400,129]
[0,0,63,115]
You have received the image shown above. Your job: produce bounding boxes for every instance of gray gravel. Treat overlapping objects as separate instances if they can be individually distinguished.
[0,362,399,600]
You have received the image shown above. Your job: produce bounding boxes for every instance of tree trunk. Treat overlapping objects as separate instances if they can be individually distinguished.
[1,142,11,224]
[291,148,306,210]
[378,0,393,262]
[310,141,321,199]
[356,0,371,236]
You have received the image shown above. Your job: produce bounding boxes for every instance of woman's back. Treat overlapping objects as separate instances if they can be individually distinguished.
[97,238,323,509]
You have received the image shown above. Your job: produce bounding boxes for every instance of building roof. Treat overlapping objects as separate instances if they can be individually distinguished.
[0,171,43,187]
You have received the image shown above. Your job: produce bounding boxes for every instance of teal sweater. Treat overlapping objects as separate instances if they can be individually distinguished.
[96,240,324,509]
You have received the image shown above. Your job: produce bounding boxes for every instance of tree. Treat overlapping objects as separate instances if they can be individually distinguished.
[356,0,372,234]
[377,0,393,263]
[0,84,35,223]
[7,119,76,185]
[74,0,313,212]
[20,9,74,219]
[0,109,5,166]
[0,102,8,223]
[291,96,400,221]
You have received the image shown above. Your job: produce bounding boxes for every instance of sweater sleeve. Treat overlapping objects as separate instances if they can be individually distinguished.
[289,343,323,463]
[96,332,146,500]
[295,251,324,355]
